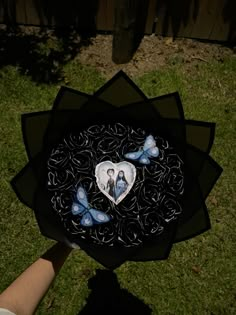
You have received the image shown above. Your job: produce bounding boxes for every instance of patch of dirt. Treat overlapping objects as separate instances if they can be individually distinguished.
[77,34,234,79]
[0,25,234,82]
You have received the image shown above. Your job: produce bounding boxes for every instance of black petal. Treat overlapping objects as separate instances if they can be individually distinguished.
[22,112,50,160]
[185,144,222,182]
[34,187,75,247]
[150,92,185,120]
[75,242,140,269]
[174,153,222,242]
[174,202,210,242]
[198,154,223,200]
[53,86,89,111]
[185,120,215,154]
[94,70,147,107]
[11,162,37,208]
[43,97,116,150]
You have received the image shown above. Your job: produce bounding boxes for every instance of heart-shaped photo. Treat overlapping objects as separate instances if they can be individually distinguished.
[95,161,136,205]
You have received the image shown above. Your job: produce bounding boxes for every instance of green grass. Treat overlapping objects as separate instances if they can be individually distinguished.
[0,55,235,315]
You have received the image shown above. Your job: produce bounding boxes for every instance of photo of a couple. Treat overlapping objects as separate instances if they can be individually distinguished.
[95,161,136,205]
[106,169,128,201]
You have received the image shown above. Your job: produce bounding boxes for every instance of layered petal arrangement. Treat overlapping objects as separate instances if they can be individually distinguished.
[11,71,222,269]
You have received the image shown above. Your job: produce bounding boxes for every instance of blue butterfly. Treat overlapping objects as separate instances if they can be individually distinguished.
[124,135,159,165]
[72,186,110,227]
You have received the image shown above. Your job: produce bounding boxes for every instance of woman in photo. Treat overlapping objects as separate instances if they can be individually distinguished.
[115,170,129,201]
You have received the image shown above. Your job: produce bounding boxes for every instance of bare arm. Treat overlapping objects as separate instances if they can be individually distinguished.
[0,242,72,315]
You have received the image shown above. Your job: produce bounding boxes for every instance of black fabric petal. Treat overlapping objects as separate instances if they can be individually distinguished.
[43,98,115,150]
[52,86,90,111]
[185,144,222,184]
[76,243,140,269]
[180,171,205,225]
[174,151,222,242]
[116,101,188,160]
[34,185,76,247]
[185,120,215,154]
[150,92,185,121]
[185,144,209,178]
[94,70,147,106]
[174,203,210,242]
[22,112,51,160]
[11,162,38,208]
[198,154,223,200]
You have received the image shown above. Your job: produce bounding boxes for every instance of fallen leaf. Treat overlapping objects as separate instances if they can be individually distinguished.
[165,37,174,45]
[46,297,55,310]
[192,265,201,274]
[81,268,93,278]
[209,196,218,206]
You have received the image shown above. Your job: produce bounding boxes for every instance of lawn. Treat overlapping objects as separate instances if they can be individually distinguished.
[0,51,235,314]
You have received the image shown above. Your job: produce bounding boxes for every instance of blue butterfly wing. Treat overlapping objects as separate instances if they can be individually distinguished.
[72,202,85,215]
[76,186,88,208]
[124,151,143,161]
[139,153,151,165]
[143,135,156,151]
[146,146,159,157]
[80,212,93,227]
[89,209,110,224]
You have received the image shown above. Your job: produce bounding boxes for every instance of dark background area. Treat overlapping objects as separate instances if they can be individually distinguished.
[0,0,235,83]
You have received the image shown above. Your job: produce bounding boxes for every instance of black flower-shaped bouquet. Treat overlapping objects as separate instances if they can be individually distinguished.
[11,71,222,269]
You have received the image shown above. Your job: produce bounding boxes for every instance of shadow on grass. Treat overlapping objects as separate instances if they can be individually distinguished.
[0,26,95,84]
[0,0,100,83]
[79,269,152,315]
